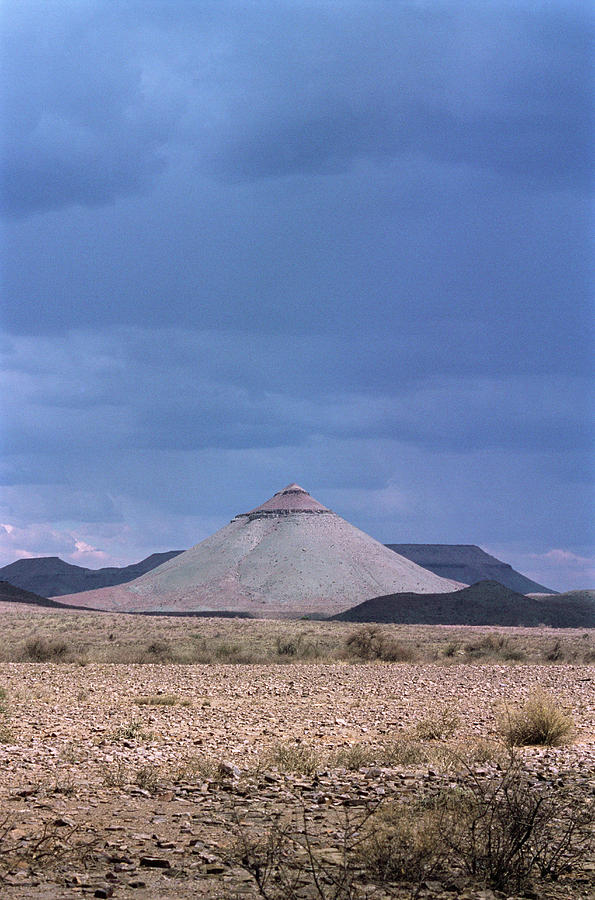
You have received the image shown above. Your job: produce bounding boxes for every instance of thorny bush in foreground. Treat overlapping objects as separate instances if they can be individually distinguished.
[432,751,592,893]
[230,802,379,900]
[230,751,593,898]
[0,814,99,880]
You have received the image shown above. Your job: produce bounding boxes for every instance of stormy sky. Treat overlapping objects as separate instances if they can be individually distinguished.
[1,0,593,590]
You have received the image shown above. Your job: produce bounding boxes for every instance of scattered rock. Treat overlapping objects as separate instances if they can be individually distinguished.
[218,761,241,779]
[139,856,171,869]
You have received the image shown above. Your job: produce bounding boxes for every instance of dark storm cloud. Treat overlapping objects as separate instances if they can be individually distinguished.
[2,165,591,381]
[1,329,591,458]
[1,0,181,216]
[1,1,591,217]
[199,4,591,188]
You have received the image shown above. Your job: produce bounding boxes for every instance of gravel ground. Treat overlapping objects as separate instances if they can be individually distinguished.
[0,661,593,898]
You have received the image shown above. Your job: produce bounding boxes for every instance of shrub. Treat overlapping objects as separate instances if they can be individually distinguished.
[415,706,459,741]
[229,754,593,897]
[463,633,518,660]
[503,647,526,661]
[276,635,300,657]
[544,640,565,662]
[345,626,415,662]
[360,753,593,894]
[139,639,175,662]
[0,813,99,876]
[442,755,593,892]
[500,691,574,747]
[20,636,71,662]
[230,803,376,900]
[361,801,446,884]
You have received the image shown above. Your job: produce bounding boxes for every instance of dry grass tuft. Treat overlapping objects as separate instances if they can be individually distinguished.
[415,706,460,741]
[177,754,220,781]
[0,686,11,743]
[266,742,322,775]
[329,743,378,771]
[500,691,574,747]
[133,693,179,706]
[134,764,164,793]
[106,720,153,744]
[361,800,446,885]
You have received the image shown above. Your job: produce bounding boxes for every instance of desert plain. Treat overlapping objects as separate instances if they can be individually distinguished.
[0,604,593,899]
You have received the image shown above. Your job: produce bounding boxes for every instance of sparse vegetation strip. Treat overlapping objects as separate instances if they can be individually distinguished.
[0,606,592,665]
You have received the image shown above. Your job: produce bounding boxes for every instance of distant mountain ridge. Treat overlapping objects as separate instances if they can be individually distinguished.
[0,543,557,601]
[0,552,183,598]
[388,544,555,594]
[0,544,556,597]
[332,581,594,628]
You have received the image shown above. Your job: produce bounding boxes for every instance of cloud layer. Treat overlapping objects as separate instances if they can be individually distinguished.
[1,1,593,590]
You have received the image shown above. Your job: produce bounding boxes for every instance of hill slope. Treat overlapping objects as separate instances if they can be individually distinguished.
[0,552,183,598]
[388,544,555,594]
[332,581,595,627]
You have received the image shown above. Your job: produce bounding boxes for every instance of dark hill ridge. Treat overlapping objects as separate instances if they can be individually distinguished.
[388,544,555,594]
[0,581,77,609]
[332,581,595,628]
[0,552,183,598]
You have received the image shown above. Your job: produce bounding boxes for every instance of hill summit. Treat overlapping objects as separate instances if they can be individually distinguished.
[58,483,462,616]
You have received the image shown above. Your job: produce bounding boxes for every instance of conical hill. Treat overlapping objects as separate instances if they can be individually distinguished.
[59,484,463,616]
